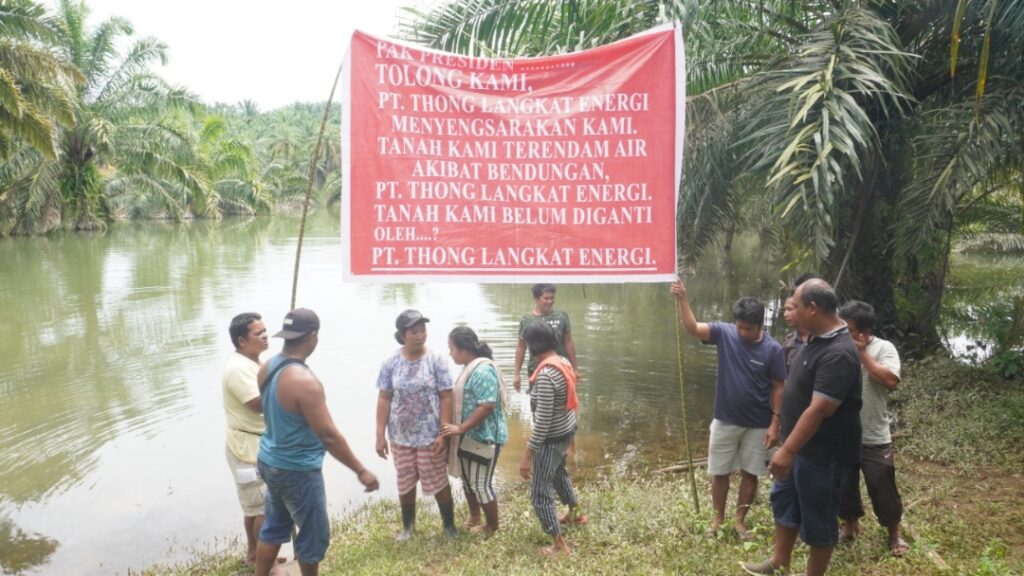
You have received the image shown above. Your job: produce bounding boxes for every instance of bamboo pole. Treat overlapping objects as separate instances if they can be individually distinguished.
[674,299,701,513]
[290,60,345,310]
[653,457,708,474]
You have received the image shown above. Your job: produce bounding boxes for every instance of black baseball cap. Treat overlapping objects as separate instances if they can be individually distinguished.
[274,308,320,339]
[395,309,429,331]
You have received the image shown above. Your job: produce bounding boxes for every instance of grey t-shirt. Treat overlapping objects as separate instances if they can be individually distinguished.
[860,336,901,445]
[519,310,571,374]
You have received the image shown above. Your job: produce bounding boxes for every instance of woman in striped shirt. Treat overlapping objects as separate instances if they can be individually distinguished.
[518,321,584,555]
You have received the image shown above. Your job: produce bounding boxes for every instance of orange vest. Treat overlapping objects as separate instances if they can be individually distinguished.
[529,355,578,412]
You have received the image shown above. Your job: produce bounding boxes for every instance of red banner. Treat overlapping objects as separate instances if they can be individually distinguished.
[342,26,684,282]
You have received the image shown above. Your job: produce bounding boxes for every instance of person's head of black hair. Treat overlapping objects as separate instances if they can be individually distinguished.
[229,312,262,349]
[794,272,820,287]
[522,321,558,356]
[731,297,765,326]
[448,325,493,360]
[839,300,877,333]
[532,283,557,299]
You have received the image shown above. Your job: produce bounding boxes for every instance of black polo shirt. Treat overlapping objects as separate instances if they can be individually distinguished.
[780,324,862,463]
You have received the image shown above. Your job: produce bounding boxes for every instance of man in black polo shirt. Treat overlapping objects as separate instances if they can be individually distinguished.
[742,279,862,576]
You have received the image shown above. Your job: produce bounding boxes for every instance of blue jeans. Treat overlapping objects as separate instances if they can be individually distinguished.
[770,454,847,547]
[257,460,330,563]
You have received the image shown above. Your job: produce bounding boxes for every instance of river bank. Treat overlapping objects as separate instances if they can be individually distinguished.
[144,357,1024,576]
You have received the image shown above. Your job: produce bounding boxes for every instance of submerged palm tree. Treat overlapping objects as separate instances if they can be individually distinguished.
[402,0,1024,351]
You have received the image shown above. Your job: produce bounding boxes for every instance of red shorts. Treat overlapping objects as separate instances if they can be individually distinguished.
[392,443,450,496]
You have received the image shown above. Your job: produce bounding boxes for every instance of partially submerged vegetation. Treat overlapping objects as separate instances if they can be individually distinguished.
[145,360,1024,576]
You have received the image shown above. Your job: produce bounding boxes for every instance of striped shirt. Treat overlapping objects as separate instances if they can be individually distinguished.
[528,366,577,450]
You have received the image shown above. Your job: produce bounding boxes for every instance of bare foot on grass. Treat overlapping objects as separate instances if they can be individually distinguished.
[463,516,482,529]
[540,536,571,556]
[890,535,910,556]
[244,555,286,566]
[734,522,751,542]
[839,519,860,543]
[540,544,571,556]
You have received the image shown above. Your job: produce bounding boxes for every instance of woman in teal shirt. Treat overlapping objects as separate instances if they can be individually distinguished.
[441,326,508,534]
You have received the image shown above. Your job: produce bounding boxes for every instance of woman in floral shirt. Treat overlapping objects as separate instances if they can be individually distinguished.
[375,309,455,540]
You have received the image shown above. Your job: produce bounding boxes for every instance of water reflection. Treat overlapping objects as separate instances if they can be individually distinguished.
[2,214,1013,574]
[0,517,58,574]
[941,253,1024,362]
[0,221,269,573]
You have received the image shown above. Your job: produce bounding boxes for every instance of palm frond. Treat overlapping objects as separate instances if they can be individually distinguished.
[400,0,683,58]
[894,84,1024,256]
[82,15,132,88]
[738,5,915,261]
[93,36,168,104]
[954,232,1024,253]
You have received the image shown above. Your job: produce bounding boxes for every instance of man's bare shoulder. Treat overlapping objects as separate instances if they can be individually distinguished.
[280,364,323,397]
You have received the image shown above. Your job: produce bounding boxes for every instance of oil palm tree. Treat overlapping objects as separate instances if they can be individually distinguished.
[196,115,271,216]
[52,0,203,229]
[4,0,202,234]
[402,0,1024,352]
[0,0,77,158]
[0,0,79,233]
[729,0,1024,349]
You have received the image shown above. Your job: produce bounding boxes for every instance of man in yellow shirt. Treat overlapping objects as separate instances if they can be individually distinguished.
[222,312,269,565]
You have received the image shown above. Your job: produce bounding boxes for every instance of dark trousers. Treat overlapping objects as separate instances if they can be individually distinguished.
[530,436,577,536]
[838,443,903,528]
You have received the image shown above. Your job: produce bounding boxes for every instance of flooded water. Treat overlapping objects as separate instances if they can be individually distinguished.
[0,212,1014,574]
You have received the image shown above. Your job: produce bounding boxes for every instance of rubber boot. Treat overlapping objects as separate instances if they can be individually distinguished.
[397,502,415,541]
[438,499,457,538]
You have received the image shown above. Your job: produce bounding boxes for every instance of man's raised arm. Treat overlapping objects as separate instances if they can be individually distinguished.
[670,277,711,341]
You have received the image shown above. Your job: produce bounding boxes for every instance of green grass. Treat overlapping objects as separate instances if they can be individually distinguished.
[894,357,1024,473]
[144,361,1024,576]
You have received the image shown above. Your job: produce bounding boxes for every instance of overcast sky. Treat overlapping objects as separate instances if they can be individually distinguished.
[45,0,428,110]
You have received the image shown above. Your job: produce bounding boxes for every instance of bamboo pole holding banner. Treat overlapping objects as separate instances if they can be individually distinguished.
[674,298,701,513]
[291,60,345,310]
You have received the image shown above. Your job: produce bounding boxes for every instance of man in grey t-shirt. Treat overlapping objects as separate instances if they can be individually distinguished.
[513,283,578,392]
[837,301,907,556]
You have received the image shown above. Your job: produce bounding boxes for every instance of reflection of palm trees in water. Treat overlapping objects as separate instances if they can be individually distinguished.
[0,219,267,507]
[0,517,59,573]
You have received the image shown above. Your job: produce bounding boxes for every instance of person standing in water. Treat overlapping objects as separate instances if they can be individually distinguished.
[513,284,578,392]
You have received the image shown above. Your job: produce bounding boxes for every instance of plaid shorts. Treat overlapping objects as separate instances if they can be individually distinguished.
[392,443,450,496]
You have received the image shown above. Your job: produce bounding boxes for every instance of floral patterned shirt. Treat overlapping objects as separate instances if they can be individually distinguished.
[376,349,453,448]
[461,363,508,445]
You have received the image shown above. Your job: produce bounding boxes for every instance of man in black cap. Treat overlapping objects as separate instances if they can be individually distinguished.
[254,308,379,576]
